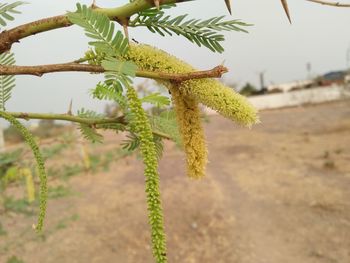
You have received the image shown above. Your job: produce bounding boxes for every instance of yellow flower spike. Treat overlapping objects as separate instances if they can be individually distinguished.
[169,86,207,179]
[125,44,259,127]
[21,168,35,203]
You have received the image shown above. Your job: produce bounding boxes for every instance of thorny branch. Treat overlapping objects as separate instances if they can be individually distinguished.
[0,63,228,81]
[0,0,193,53]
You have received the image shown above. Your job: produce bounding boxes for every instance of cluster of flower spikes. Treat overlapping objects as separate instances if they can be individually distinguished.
[0,111,47,232]
[124,44,259,178]
[126,86,167,263]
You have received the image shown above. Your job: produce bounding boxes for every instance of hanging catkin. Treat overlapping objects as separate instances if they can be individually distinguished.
[126,87,167,263]
[169,86,207,178]
[0,111,47,232]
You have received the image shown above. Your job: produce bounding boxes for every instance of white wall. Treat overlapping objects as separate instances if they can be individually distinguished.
[248,85,349,110]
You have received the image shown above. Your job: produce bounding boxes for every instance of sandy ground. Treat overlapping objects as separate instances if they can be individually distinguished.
[1,100,350,263]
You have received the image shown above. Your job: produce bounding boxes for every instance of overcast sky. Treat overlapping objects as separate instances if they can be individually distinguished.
[4,0,350,115]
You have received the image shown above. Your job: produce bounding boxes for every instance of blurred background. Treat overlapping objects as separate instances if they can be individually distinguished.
[0,1,350,263]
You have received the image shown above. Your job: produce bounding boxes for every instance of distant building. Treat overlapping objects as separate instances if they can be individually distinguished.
[267,80,314,93]
[318,70,348,86]
[266,70,350,93]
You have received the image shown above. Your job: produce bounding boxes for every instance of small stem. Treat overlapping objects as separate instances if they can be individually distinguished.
[142,65,228,82]
[73,57,90,64]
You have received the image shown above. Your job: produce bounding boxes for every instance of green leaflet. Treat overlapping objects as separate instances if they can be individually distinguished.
[0,111,47,232]
[102,57,137,92]
[121,132,164,160]
[141,92,170,108]
[150,110,182,147]
[69,4,138,101]
[0,52,16,111]
[0,1,27,28]
[90,82,123,101]
[126,87,167,263]
[78,123,103,143]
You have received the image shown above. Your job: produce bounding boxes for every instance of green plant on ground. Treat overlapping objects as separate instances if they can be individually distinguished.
[3,196,34,216]
[0,222,7,235]
[54,214,79,230]
[0,0,346,262]
[6,256,25,263]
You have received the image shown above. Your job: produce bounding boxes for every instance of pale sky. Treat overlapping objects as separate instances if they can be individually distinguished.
[5,0,350,115]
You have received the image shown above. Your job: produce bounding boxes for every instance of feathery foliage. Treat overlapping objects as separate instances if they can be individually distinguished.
[101,58,137,91]
[90,82,128,113]
[77,108,104,143]
[150,110,181,146]
[0,1,26,28]
[153,135,164,160]
[130,11,250,53]
[68,3,129,56]
[0,52,15,111]
[126,86,167,263]
[141,92,170,108]
[97,122,126,132]
[69,4,138,99]
[91,82,122,101]
[0,111,47,232]
[121,132,140,152]
[121,132,164,160]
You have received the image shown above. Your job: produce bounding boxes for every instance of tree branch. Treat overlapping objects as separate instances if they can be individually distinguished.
[0,0,193,53]
[4,111,172,140]
[0,63,228,81]
[306,0,350,7]
[6,111,125,125]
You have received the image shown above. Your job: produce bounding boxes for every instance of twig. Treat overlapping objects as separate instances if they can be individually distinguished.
[0,63,104,76]
[141,65,228,82]
[6,111,126,125]
[0,0,193,53]
[3,111,172,140]
[0,63,228,81]
[306,0,350,7]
